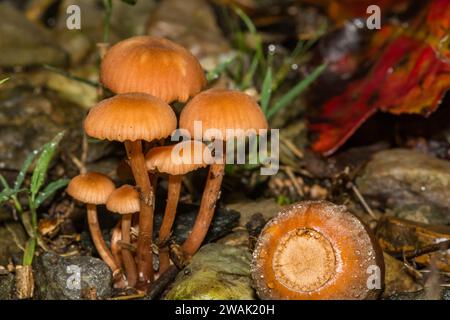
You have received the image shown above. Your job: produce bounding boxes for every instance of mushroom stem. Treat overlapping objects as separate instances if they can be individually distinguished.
[122,214,138,287]
[158,174,182,272]
[182,163,225,256]
[86,203,124,286]
[111,220,123,269]
[124,140,155,287]
[159,175,182,244]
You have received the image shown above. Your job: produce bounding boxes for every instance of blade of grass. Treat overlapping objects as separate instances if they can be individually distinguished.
[206,55,237,82]
[22,237,36,266]
[35,178,69,207]
[241,52,259,89]
[14,149,40,191]
[234,7,265,66]
[0,77,9,85]
[267,64,326,119]
[260,67,273,114]
[42,65,100,88]
[30,131,65,199]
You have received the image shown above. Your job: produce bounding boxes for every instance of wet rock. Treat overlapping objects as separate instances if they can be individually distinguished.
[227,198,281,227]
[0,87,83,170]
[147,0,231,70]
[356,149,450,224]
[0,222,27,266]
[155,202,241,244]
[217,229,250,248]
[33,252,112,300]
[165,243,255,300]
[32,67,98,109]
[0,273,14,300]
[58,0,156,46]
[0,3,67,67]
[388,204,449,226]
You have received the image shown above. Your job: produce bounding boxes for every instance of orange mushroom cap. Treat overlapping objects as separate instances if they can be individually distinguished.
[145,141,211,175]
[84,92,177,142]
[67,172,115,205]
[179,89,268,141]
[100,36,206,103]
[106,185,140,215]
[251,200,384,300]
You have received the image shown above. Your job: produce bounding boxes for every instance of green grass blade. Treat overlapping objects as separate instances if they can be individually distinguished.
[14,149,40,191]
[260,67,273,114]
[206,55,237,82]
[267,64,326,119]
[30,131,65,199]
[0,77,9,85]
[241,53,259,89]
[22,237,36,266]
[234,7,265,65]
[35,178,69,208]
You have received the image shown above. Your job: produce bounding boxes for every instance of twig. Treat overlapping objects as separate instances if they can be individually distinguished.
[394,240,450,260]
[42,65,100,88]
[349,182,377,221]
[146,264,179,300]
[109,293,146,300]
[281,138,304,160]
[283,166,304,197]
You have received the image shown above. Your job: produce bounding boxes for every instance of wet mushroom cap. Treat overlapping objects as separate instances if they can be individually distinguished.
[100,36,206,103]
[84,92,177,142]
[145,141,212,175]
[179,89,268,141]
[67,172,115,205]
[106,185,140,214]
[251,200,385,300]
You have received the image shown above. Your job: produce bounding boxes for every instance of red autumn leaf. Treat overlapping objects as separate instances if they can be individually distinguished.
[309,0,450,156]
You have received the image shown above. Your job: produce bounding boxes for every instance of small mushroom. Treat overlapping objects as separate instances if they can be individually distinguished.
[67,172,125,286]
[179,89,268,255]
[84,92,177,286]
[106,185,140,288]
[100,36,206,103]
[145,140,211,272]
[251,200,385,300]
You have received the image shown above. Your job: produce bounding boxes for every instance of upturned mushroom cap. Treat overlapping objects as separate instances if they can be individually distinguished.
[84,93,177,142]
[179,89,268,141]
[145,141,211,175]
[106,185,140,214]
[101,36,206,103]
[251,200,385,300]
[67,172,115,205]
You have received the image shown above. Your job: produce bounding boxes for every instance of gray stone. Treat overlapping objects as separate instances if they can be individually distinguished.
[147,0,231,70]
[154,202,241,244]
[165,243,255,300]
[356,149,450,224]
[0,87,83,170]
[33,252,112,300]
[0,273,14,300]
[0,3,67,67]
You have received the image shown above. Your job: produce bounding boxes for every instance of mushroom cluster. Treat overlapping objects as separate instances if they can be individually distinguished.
[67,36,269,292]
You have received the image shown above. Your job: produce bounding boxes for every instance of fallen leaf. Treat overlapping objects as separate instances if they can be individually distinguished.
[309,0,450,155]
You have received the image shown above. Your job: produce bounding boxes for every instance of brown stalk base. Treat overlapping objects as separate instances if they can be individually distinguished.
[182,163,225,256]
[124,140,155,289]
